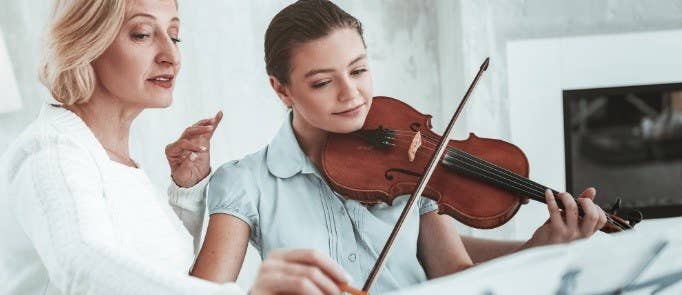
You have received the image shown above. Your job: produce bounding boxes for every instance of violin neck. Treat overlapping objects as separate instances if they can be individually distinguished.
[441,149,632,231]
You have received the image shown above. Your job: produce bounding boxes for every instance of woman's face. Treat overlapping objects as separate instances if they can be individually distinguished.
[274,28,373,134]
[91,0,180,108]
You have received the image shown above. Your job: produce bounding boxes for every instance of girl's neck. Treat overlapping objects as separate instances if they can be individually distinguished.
[65,89,142,167]
[291,110,328,169]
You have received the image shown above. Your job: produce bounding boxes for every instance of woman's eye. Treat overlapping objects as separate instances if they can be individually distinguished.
[132,33,151,40]
[351,68,368,76]
[171,37,182,44]
[312,80,331,89]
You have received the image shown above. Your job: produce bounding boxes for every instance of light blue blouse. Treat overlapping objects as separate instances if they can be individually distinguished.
[208,113,438,294]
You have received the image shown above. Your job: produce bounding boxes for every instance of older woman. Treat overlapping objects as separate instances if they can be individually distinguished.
[0,0,349,294]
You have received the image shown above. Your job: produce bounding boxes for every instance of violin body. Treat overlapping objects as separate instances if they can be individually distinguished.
[323,96,530,229]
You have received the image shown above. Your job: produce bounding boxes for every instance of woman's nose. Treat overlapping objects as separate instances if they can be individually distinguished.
[156,36,180,66]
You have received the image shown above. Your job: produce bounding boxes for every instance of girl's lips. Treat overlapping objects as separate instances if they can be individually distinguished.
[334,103,364,117]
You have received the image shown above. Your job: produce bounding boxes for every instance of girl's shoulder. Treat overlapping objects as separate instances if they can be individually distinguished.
[208,146,271,209]
[212,147,269,186]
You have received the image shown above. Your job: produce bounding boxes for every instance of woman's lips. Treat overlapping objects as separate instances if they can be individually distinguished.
[147,75,174,89]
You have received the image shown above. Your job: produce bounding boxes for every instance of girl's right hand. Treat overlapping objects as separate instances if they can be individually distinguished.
[250,249,351,295]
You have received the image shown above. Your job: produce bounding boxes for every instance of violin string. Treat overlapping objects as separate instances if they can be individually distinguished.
[378,134,625,230]
[388,136,552,200]
[397,137,624,230]
[389,136,613,211]
[385,135,550,196]
[363,130,625,230]
[387,132,560,195]
[441,154,624,231]
[427,139,551,194]
[389,131,551,192]
[412,137,628,230]
[386,135,544,200]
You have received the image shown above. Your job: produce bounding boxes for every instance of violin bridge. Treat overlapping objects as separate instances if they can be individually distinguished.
[408,131,422,162]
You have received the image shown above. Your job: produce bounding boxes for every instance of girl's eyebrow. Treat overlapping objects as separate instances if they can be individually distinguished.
[304,54,367,78]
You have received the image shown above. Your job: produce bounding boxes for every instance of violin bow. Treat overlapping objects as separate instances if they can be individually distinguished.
[360,57,490,293]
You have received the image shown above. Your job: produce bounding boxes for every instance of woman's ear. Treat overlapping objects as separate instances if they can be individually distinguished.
[269,76,293,108]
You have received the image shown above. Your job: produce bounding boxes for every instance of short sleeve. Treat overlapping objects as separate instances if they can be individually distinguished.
[207,160,260,242]
[418,197,438,215]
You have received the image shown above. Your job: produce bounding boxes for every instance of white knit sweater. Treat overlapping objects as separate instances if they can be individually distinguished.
[0,104,243,295]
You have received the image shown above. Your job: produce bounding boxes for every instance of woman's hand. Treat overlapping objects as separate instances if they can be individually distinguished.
[523,188,607,248]
[165,111,223,188]
[250,249,352,295]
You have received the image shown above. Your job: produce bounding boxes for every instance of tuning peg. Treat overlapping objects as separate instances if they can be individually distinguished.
[607,198,622,214]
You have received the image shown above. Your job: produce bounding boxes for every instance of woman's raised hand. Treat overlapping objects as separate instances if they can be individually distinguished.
[165,111,223,187]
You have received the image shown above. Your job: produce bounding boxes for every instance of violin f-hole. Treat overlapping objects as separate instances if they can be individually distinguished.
[384,168,422,181]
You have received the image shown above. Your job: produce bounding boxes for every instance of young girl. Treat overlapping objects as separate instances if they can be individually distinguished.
[192,0,607,293]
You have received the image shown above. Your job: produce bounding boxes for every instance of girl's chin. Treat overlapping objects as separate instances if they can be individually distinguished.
[326,119,366,134]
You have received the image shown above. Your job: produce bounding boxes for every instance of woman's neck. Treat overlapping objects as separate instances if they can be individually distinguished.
[291,110,328,169]
[65,90,142,167]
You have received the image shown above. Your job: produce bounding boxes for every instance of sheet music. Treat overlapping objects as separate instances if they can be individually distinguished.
[389,245,572,294]
[567,232,677,294]
[571,218,682,295]
[387,217,682,295]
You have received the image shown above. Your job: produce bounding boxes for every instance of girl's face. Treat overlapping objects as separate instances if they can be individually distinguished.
[272,28,373,134]
[91,0,181,108]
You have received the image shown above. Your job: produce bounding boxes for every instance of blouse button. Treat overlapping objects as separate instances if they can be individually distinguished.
[348,253,357,262]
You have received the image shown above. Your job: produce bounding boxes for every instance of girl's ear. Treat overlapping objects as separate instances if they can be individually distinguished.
[270,76,293,108]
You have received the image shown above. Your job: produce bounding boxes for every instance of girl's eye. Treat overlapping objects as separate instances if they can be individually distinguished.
[351,68,368,76]
[171,37,182,44]
[312,80,331,89]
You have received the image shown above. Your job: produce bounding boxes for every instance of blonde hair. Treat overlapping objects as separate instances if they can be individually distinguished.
[40,0,127,105]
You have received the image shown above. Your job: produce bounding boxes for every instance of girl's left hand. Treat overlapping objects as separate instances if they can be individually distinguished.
[524,188,607,248]
[165,111,223,188]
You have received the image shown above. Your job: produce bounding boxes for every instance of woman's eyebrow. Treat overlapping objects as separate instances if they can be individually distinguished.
[127,13,179,23]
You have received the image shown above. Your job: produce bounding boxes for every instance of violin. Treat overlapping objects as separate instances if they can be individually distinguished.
[322,96,634,233]
[321,58,639,294]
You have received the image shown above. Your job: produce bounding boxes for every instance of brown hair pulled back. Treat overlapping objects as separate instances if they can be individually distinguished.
[264,0,365,85]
